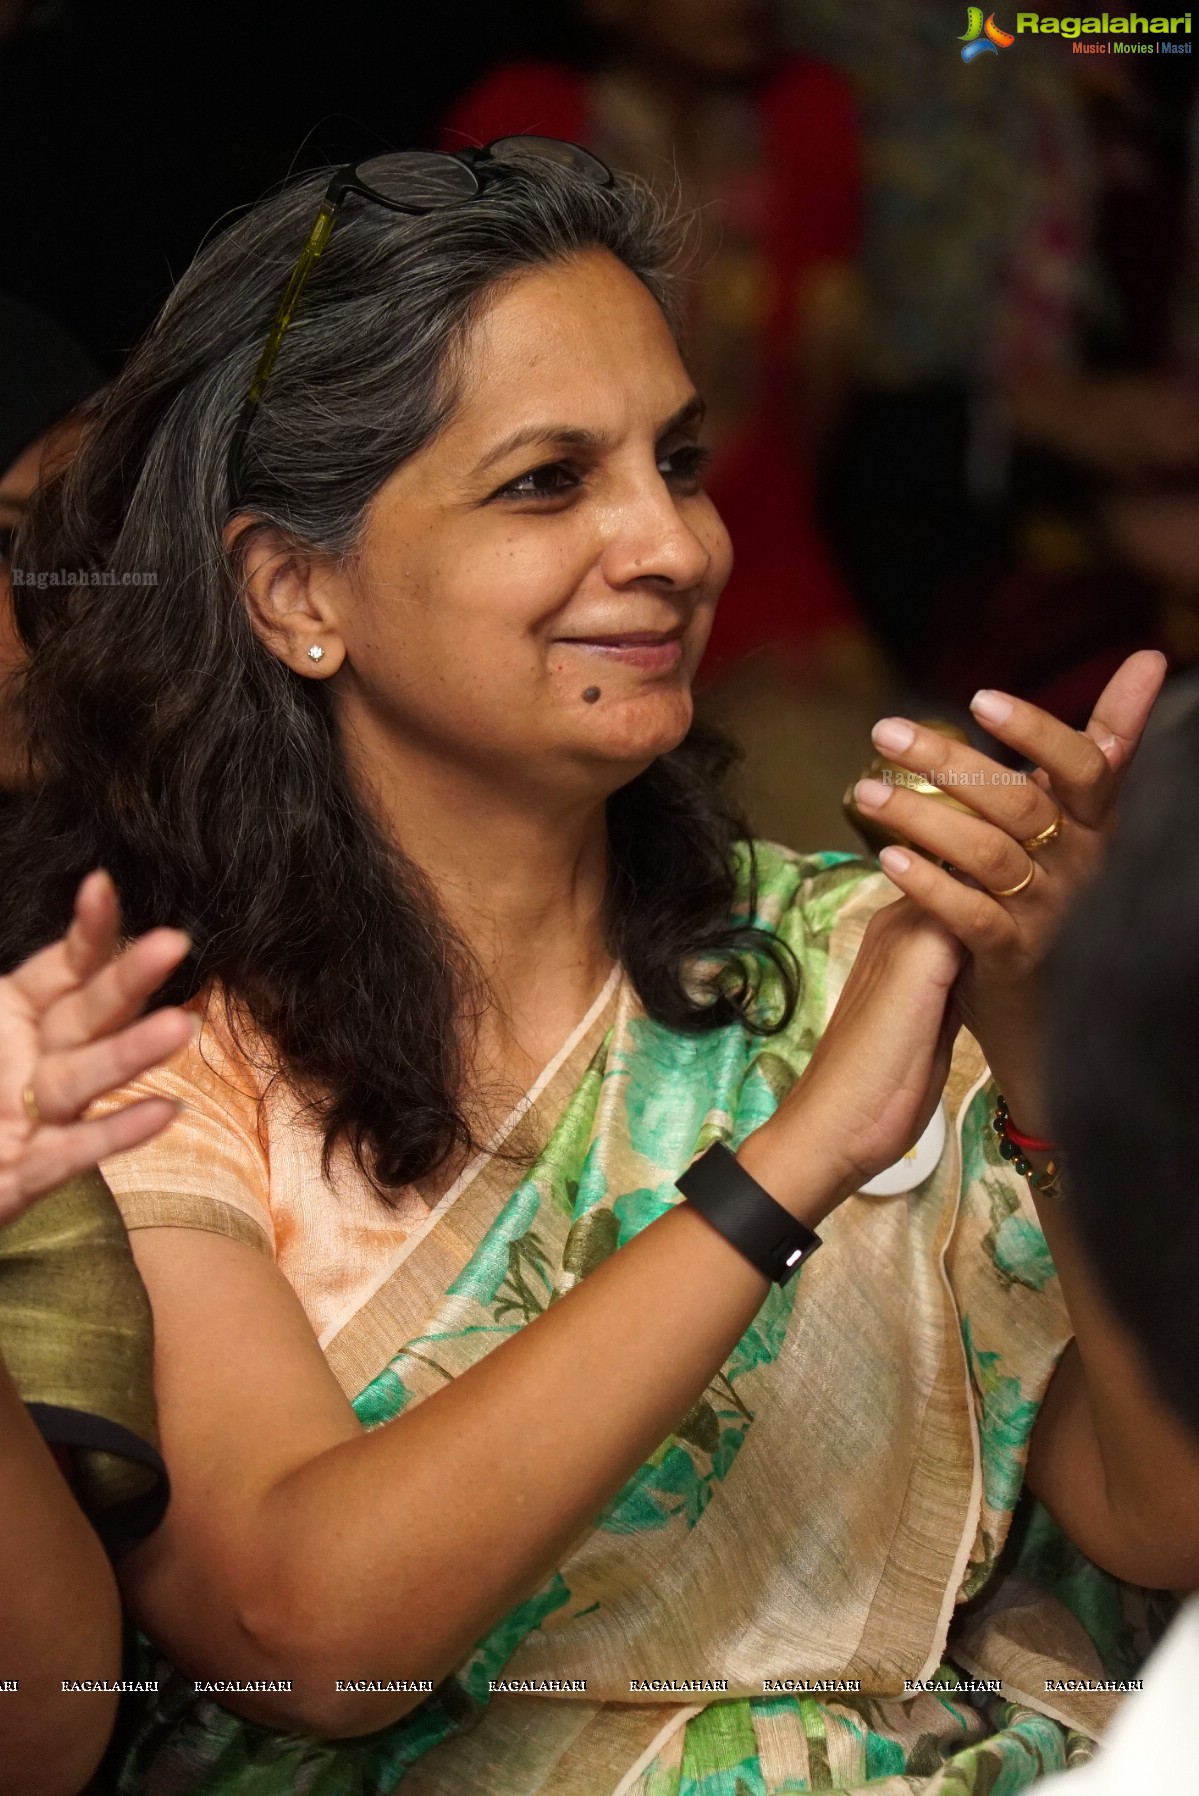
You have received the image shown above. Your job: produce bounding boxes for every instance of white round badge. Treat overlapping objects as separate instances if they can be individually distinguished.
[858,1101,947,1197]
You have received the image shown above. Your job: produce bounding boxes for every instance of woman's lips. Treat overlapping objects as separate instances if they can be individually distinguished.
[556,633,685,673]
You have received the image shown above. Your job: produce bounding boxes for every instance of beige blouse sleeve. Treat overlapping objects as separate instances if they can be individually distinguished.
[95,1008,275,1258]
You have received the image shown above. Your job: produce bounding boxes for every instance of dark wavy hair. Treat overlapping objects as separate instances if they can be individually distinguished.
[2,153,798,1197]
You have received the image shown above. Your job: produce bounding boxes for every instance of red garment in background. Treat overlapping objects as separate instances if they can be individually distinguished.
[440,59,862,676]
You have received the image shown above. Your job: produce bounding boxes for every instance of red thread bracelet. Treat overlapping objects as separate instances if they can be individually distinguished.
[999,1103,1056,1154]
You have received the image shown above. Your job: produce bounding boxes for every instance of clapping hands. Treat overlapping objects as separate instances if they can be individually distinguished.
[0,870,193,1223]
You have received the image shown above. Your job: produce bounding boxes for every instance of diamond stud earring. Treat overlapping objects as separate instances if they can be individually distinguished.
[307,645,325,662]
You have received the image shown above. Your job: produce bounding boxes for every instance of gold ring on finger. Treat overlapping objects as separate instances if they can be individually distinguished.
[987,862,1035,899]
[1021,812,1064,856]
[22,1084,42,1126]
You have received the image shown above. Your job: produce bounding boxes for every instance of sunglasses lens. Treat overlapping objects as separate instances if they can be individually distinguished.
[355,152,479,210]
[488,136,612,186]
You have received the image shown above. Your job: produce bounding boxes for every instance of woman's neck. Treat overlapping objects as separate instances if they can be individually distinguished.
[343,727,617,1074]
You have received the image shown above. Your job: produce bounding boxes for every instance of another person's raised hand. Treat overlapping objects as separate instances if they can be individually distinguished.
[850,649,1168,1137]
[0,869,193,1222]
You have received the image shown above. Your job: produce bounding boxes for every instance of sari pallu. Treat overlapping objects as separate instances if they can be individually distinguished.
[111,847,1173,1796]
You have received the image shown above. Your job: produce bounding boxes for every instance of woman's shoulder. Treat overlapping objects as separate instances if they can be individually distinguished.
[92,984,278,1258]
[114,984,273,1134]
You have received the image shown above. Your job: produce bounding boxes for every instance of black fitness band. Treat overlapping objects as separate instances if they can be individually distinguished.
[676,1142,822,1286]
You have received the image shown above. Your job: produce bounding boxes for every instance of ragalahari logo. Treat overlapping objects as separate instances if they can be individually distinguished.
[960,7,1017,56]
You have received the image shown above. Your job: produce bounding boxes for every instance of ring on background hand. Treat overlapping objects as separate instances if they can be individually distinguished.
[986,862,1035,898]
[22,1084,41,1126]
[1021,813,1064,855]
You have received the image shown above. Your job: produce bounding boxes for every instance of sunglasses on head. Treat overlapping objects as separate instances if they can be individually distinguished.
[227,136,614,499]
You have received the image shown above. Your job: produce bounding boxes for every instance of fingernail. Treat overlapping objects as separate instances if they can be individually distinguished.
[1097,733,1118,760]
[854,777,893,810]
[970,689,1014,726]
[871,717,915,754]
[879,846,911,877]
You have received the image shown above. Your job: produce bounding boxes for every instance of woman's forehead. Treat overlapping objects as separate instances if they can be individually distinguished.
[448,252,691,443]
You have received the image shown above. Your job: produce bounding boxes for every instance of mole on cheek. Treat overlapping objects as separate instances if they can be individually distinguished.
[582,687,601,704]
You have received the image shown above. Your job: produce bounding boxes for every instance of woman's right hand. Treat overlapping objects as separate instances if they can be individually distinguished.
[738,896,965,1225]
[0,870,194,1224]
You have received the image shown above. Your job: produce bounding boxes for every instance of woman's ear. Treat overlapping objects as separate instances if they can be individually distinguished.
[223,516,346,676]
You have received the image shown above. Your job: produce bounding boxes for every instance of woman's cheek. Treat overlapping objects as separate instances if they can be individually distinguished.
[701,504,734,592]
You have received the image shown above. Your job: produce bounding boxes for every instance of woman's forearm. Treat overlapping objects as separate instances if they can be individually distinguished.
[180,1141,834,1737]
[0,1357,123,1796]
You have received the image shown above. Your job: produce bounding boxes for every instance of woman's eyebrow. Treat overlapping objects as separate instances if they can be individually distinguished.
[473,396,706,475]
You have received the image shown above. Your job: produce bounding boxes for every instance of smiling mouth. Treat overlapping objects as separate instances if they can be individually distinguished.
[555,631,686,673]
[558,630,684,648]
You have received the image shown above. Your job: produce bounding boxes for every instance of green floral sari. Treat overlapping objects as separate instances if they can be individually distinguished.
[114,846,1173,1795]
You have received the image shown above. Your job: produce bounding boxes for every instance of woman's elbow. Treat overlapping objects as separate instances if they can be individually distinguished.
[214,1666,428,1740]
[230,1587,429,1737]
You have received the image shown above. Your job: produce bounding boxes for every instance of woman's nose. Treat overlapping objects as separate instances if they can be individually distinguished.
[600,480,714,592]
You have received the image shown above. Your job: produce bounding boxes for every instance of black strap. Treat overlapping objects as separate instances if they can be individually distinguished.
[27,1403,170,1561]
[676,1142,822,1286]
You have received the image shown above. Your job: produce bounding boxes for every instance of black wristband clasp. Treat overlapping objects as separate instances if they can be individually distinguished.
[676,1141,822,1286]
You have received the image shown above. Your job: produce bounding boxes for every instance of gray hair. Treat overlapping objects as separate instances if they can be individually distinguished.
[8,155,797,1206]
[146,156,688,560]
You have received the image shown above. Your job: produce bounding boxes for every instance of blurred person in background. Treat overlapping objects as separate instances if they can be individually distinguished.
[0,295,102,807]
[442,0,887,850]
[1029,690,1199,1789]
[789,1,1199,727]
[0,875,192,1796]
[1106,78,1199,670]
[0,300,181,1796]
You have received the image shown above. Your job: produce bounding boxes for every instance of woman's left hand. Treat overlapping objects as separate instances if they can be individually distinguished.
[851,650,1168,1136]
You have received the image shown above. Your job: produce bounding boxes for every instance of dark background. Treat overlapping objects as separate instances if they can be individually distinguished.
[0,0,597,363]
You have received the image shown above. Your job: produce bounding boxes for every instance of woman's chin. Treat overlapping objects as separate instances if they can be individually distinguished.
[579,684,695,765]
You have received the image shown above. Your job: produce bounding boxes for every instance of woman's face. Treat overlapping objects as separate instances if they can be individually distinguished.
[290,250,731,803]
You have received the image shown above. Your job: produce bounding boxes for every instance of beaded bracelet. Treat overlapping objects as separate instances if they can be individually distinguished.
[992,1095,1067,1201]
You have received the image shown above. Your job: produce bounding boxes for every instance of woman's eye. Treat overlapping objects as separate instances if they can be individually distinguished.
[496,462,581,501]
[492,444,711,504]
[659,443,713,490]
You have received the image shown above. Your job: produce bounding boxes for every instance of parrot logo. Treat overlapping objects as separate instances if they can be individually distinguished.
[960,8,1016,58]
